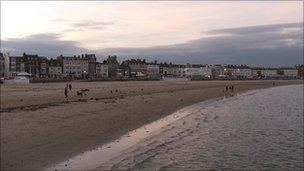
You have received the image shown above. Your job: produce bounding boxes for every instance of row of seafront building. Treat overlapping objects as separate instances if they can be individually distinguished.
[0,52,303,81]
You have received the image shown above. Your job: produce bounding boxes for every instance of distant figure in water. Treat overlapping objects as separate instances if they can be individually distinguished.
[69,83,72,91]
[64,87,68,98]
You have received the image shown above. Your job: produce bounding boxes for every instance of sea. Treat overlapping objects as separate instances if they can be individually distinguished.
[50,84,304,170]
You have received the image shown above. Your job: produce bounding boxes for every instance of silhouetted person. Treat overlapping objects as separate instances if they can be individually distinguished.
[64,87,68,98]
[69,83,72,91]
[225,86,228,91]
[231,85,234,92]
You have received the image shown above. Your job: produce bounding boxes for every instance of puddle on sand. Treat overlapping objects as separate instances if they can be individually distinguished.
[46,98,220,171]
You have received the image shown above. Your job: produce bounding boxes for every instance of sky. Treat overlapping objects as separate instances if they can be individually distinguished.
[1,1,303,67]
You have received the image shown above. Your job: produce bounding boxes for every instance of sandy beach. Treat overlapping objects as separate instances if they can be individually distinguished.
[0,80,302,170]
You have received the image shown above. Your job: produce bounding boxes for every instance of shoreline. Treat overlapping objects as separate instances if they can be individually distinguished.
[48,84,301,171]
[99,84,303,170]
[47,95,234,170]
[1,80,302,170]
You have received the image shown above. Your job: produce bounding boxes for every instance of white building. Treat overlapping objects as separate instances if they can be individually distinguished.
[252,69,278,78]
[231,68,252,78]
[251,69,259,77]
[63,59,88,77]
[211,64,226,78]
[283,69,298,77]
[176,67,186,77]
[162,67,175,76]
[185,67,212,78]
[146,65,159,76]
[3,72,30,84]
[58,55,95,78]
[261,69,278,77]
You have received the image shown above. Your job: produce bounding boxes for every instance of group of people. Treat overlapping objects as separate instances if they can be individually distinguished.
[225,85,235,92]
[64,83,72,98]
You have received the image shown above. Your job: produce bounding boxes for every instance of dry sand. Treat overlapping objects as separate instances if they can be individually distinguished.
[0,80,302,170]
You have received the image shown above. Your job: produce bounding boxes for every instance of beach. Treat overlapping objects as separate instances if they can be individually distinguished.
[0,80,302,170]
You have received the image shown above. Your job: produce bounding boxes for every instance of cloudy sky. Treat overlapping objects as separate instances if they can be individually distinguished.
[1,1,303,67]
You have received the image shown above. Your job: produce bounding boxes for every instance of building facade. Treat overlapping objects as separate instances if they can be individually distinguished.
[261,69,278,78]
[282,69,298,77]
[146,64,160,77]
[105,56,119,78]
[48,59,62,78]
[211,64,226,78]
[184,66,212,78]
[96,62,108,77]
[230,68,252,78]
[4,55,24,77]
[58,54,96,78]
[22,53,47,77]
[162,67,175,76]
[121,59,147,77]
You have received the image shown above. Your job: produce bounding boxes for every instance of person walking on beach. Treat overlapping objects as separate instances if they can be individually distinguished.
[231,85,234,92]
[69,83,72,91]
[225,86,228,91]
[64,87,68,99]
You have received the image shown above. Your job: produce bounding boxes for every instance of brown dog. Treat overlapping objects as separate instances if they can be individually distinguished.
[77,89,90,97]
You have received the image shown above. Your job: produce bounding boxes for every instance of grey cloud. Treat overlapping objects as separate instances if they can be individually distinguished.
[100,22,303,67]
[72,20,114,30]
[1,33,90,57]
[24,33,61,40]
[62,28,85,33]
[1,22,303,67]
[206,22,302,35]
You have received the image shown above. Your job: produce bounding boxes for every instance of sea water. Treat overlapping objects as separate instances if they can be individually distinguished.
[49,84,303,170]
[100,84,303,170]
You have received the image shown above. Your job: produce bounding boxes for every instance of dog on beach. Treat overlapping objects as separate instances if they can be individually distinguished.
[76,89,90,97]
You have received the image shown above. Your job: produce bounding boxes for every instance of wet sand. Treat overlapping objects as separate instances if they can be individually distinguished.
[0,80,302,170]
